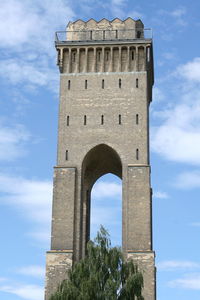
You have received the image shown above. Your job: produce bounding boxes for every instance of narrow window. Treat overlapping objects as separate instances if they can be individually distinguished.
[73,52,76,62]
[103,30,105,40]
[84,115,87,125]
[102,79,104,89]
[101,115,104,125]
[132,50,134,60]
[106,52,109,61]
[119,78,121,88]
[90,30,92,40]
[65,150,68,160]
[119,114,121,125]
[85,80,87,89]
[136,78,139,88]
[98,52,101,61]
[68,80,70,90]
[136,148,139,160]
[67,116,69,126]
[136,114,139,125]
[115,30,118,39]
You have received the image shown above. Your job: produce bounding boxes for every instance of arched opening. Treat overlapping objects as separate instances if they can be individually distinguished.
[81,144,122,255]
[90,173,122,246]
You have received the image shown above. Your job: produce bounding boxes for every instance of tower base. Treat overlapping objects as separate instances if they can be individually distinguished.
[45,251,73,300]
[127,251,156,300]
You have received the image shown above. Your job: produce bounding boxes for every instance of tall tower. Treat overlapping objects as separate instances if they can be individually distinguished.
[45,18,155,300]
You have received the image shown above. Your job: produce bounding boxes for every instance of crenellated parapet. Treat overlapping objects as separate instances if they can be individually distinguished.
[66,17,144,41]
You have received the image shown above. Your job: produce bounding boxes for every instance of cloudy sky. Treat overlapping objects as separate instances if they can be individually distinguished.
[0,0,200,299]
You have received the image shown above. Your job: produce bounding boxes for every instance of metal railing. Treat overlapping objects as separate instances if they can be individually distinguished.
[55,28,152,43]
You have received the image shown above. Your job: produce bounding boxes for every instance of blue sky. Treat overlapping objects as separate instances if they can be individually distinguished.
[0,0,200,299]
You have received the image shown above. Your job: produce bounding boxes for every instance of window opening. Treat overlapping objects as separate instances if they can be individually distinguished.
[98,52,101,61]
[136,148,139,160]
[68,80,70,90]
[90,31,92,40]
[103,31,105,40]
[67,116,69,126]
[132,51,134,60]
[73,52,76,62]
[136,114,139,125]
[84,115,87,125]
[65,150,68,160]
[85,80,87,89]
[136,78,139,88]
[119,78,121,88]
[119,114,121,125]
[102,79,104,89]
[101,115,104,125]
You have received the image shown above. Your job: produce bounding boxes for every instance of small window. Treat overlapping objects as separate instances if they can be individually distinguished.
[68,80,70,90]
[85,80,87,89]
[102,79,104,89]
[67,116,69,126]
[131,51,134,60]
[90,31,92,40]
[84,115,87,125]
[119,114,121,125]
[136,78,139,88]
[101,115,104,125]
[119,78,121,88]
[65,150,68,160]
[103,31,105,40]
[73,52,76,62]
[136,149,139,160]
[98,52,101,61]
[136,114,139,125]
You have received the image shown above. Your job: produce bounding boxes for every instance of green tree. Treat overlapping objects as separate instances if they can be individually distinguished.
[50,226,144,300]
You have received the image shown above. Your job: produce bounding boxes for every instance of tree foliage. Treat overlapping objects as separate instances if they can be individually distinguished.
[50,226,144,300]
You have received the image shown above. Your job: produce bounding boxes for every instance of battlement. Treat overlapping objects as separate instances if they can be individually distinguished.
[55,18,152,43]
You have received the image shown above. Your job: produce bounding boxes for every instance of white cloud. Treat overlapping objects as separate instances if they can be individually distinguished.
[177,57,200,83]
[0,123,30,161]
[154,191,169,199]
[0,0,75,92]
[151,100,200,165]
[17,266,45,279]
[190,222,200,227]
[170,7,186,18]
[0,173,52,244]
[91,181,122,199]
[0,174,52,223]
[158,260,200,271]
[0,59,57,88]
[174,170,200,189]
[0,284,43,300]
[169,273,200,290]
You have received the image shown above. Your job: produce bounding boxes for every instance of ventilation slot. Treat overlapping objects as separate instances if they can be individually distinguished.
[101,115,104,125]
[85,80,87,89]
[119,78,121,88]
[136,149,139,160]
[119,114,121,125]
[67,116,69,126]
[136,114,139,125]
[84,115,87,125]
[102,79,104,89]
[68,80,70,90]
[65,150,68,160]
[136,78,139,88]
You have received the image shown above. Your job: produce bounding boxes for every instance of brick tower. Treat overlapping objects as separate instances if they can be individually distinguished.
[45,17,156,300]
